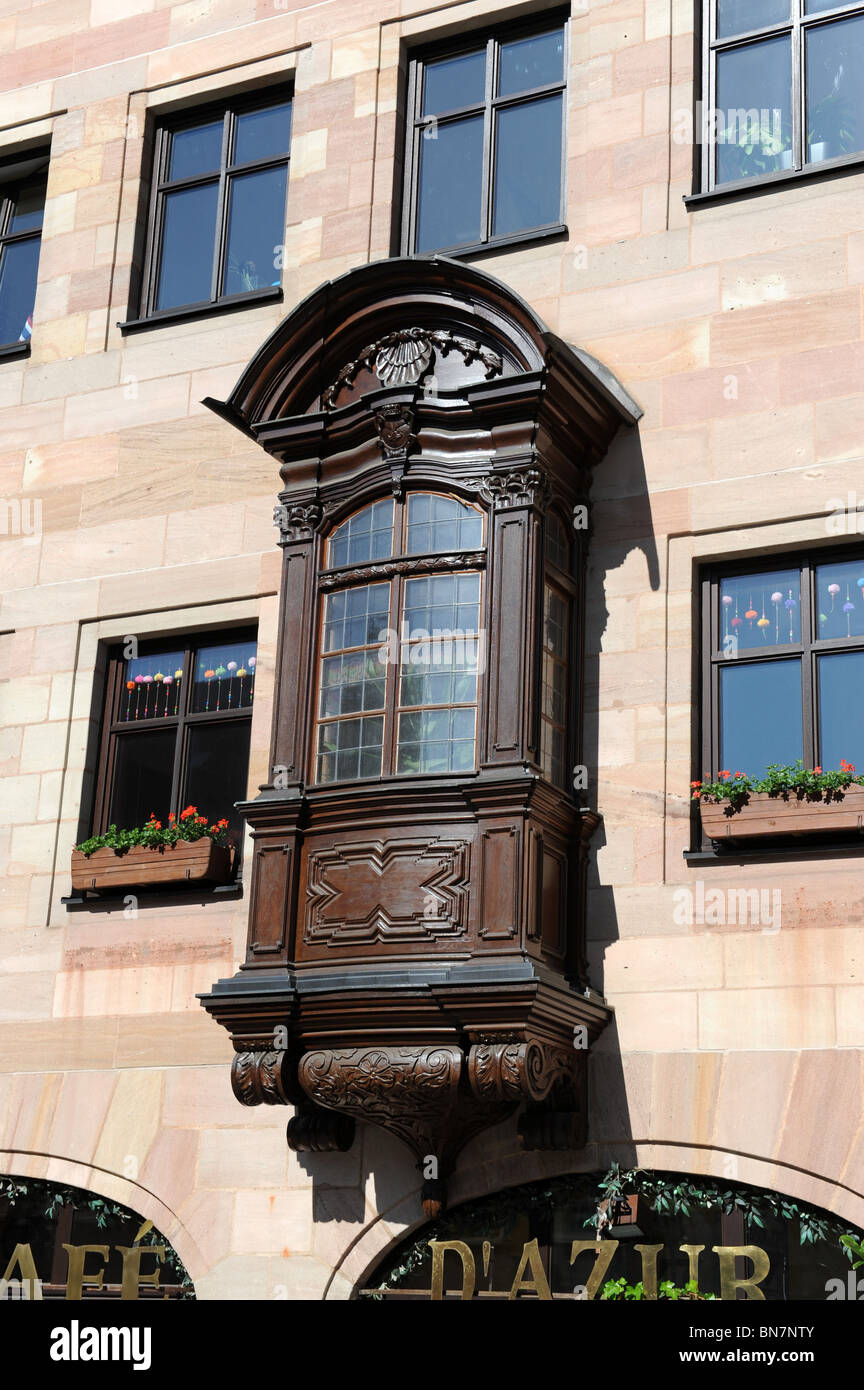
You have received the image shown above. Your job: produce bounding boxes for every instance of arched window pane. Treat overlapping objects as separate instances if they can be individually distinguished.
[406,493,482,554]
[328,499,395,567]
[546,512,570,572]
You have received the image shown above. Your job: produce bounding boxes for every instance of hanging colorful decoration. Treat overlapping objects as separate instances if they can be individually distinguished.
[722,593,733,641]
[203,668,216,710]
[214,664,227,709]
[770,590,783,643]
[844,585,855,636]
[828,582,840,612]
[757,590,770,636]
[784,589,797,642]
[744,592,758,629]
[163,675,173,715]
[134,673,145,719]
[226,660,238,706]
[124,679,135,720]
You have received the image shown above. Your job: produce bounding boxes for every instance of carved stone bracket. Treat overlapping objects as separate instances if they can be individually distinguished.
[468,466,550,511]
[273,499,323,545]
[321,328,503,409]
[231,1049,297,1106]
[289,1040,584,1214]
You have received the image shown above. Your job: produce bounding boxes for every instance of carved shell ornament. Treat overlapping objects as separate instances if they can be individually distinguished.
[321,327,503,408]
[374,334,433,387]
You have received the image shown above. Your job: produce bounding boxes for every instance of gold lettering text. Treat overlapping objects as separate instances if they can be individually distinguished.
[634,1244,664,1299]
[713,1245,770,1300]
[508,1238,552,1300]
[116,1245,165,1301]
[428,1240,475,1300]
[569,1240,619,1299]
[61,1244,109,1300]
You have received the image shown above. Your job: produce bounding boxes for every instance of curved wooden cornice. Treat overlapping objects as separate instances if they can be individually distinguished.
[202,256,641,449]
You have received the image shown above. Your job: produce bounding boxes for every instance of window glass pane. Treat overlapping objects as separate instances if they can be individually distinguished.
[544,587,568,659]
[422,49,486,115]
[397,707,476,774]
[720,658,802,777]
[222,165,286,295]
[498,28,564,97]
[184,719,251,845]
[402,573,480,633]
[546,512,570,572]
[399,642,479,708]
[155,183,218,310]
[542,584,569,788]
[168,120,223,180]
[715,36,792,183]
[806,15,864,163]
[815,557,864,640]
[493,94,562,238]
[319,651,386,717]
[9,174,46,232]
[316,715,383,782]
[323,583,391,653]
[328,500,394,567]
[416,115,484,252]
[191,640,257,713]
[719,568,801,651]
[234,101,292,164]
[109,729,176,829]
[123,649,185,721]
[806,0,858,15]
[0,237,39,346]
[818,652,864,770]
[717,0,789,39]
[406,493,482,553]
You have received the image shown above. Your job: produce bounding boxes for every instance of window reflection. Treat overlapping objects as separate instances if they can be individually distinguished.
[818,651,864,770]
[406,494,482,553]
[806,15,864,163]
[328,500,394,568]
[716,36,792,183]
[720,658,803,777]
[417,115,484,252]
[493,94,563,238]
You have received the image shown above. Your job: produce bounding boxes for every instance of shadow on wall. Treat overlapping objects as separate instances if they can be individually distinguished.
[581,420,660,1152]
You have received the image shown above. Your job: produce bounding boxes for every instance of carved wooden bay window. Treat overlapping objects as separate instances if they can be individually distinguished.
[199,257,641,1212]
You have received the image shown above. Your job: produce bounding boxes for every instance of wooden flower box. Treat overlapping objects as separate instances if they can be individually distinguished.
[700,787,864,842]
[71,839,232,892]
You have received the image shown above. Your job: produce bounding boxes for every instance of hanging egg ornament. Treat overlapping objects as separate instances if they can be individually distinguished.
[828,583,840,595]
[843,601,855,612]
[731,616,742,628]
[248,657,256,669]
[771,591,783,603]
[819,613,828,625]
[126,680,135,690]
[722,595,733,606]
[227,661,237,672]
[745,607,758,620]
[858,578,864,589]
[784,597,796,609]
[174,668,183,680]
[204,669,216,678]
[154,672,164,682]
[237,667,247,678]
[757,617,770,629]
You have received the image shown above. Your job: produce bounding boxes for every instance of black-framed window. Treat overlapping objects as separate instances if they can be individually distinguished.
[313,494,485,784]
[701,0,864,191]
[93,628,258,848]
[0,157,47,351]
[139,92,291,320]
[402,18,567,256]
[701,548,864,781]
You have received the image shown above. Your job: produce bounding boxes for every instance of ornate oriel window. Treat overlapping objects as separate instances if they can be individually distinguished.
[200,258,641,1215]
[314,493,484,783]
